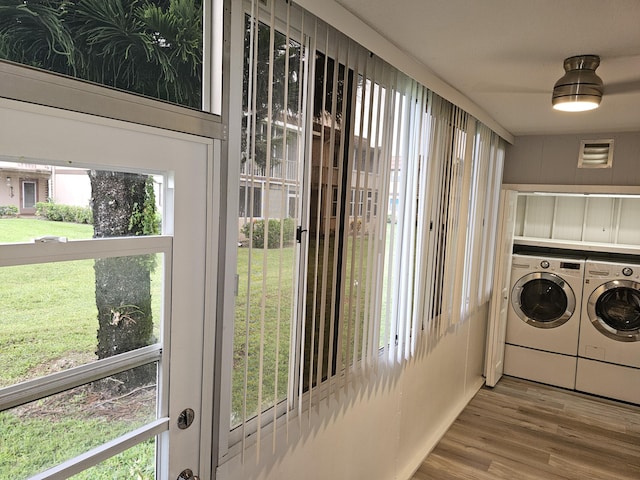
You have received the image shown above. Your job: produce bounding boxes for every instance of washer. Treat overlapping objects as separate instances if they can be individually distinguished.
[576,258,640,404]
[504,253,585,389]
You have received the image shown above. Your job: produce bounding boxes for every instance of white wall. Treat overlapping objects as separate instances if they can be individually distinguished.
[217,308,487,480]
[51,167,92,206]
[503,131,640,186]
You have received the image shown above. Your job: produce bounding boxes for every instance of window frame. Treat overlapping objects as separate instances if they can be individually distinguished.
[223,0,404,455]
[0,0,224,139]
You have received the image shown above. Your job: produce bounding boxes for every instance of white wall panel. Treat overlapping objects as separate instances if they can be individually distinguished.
[217,315,484,480]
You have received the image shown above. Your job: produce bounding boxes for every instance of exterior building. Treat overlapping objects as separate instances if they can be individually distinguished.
[0,162,50,215]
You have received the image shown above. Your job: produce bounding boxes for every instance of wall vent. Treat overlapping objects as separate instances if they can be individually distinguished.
[578,139,614,168]
[578,139,613,168]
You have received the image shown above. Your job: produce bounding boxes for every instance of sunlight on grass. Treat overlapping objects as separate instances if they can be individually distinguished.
[0,217,94,243]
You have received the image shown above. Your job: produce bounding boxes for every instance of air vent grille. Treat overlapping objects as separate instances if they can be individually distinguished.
[578,139,614,168]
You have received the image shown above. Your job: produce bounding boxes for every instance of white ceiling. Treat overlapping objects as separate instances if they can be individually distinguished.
[336,0,640,137]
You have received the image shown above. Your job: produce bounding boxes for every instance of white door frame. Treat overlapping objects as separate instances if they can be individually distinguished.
[0,98,217,479]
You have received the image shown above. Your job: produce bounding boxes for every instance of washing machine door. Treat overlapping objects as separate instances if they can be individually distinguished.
[587,280,640,342]
[511,272,576,328]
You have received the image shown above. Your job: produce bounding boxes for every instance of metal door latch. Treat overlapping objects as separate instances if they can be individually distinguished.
[296,225,307,243]
[177,408,195,429]
[178,469,199,480]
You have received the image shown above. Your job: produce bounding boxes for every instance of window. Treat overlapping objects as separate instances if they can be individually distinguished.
[224,0,506,462]
[239,185,263,218]
[230,0,408,451]
[232,8,304,438]
[0,0,205,111]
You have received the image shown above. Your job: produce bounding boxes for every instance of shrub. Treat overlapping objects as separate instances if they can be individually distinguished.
[241,218,296,248]
[36,202,93,224]
[0,205,18,217]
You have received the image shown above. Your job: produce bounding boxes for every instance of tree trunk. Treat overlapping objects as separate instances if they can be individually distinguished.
[90,171,155,392]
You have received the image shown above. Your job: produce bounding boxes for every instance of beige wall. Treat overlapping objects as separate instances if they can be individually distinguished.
[0,172,49,213]
[217,306,489,480]
[503,131,640,186]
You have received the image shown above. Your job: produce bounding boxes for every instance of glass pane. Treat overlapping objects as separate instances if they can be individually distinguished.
[0,0,203,110]
[233,16,303,427]
[0,254,164,388]
[0,160,164,243]
[0,365,158,479]
[22,181,36,208]
[233,247,295,426]
[520,279,567,322]
[70,438,156,480]
[596,287,640,331]
[303,52,353,391]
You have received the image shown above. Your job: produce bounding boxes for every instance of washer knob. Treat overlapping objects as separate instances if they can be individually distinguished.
[622,267,633,277]
[540,260,550,269]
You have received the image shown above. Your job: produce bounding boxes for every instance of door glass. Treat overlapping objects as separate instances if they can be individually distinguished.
[22,181,36,208]
[0,254,164,388]
[519,279,568,322]
[595,287,640,332]
[69,438,156,479]
[0,160,168,479]
[0,366,158,478]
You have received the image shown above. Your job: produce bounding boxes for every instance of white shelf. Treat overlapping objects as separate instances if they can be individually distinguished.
[513,192,640,256]
[513,236,640,256]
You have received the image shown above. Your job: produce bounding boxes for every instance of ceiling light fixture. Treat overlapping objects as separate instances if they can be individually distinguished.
[552,55,603,112]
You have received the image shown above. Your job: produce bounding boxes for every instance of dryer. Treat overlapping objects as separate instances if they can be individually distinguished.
[504,253,585,389]
[576,258,640,404]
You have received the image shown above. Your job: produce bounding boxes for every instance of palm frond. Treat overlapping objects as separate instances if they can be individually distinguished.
[0,1,75,73]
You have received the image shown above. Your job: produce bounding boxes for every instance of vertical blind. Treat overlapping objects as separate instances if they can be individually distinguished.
[230,0,505,460]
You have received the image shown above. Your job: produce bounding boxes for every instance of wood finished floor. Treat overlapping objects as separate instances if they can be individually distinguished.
[411,376,640,480]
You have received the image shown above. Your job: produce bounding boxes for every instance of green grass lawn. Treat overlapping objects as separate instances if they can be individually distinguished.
[0,216,391,476]
[232,246,295,425]
[0,217,95,242]
[0,218,158,479]
[231,228,387,425]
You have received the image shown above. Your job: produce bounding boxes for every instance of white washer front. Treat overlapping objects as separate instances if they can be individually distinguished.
[506,254,585,356]
[578,259,640,368]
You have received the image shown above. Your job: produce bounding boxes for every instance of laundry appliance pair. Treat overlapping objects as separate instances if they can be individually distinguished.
[505,252,640,404]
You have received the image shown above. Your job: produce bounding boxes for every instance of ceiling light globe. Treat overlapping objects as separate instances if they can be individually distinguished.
[552,98,600,112]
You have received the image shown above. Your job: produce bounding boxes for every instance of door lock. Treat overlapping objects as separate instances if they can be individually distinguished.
[177,468,199,480]
[177,408,195,429]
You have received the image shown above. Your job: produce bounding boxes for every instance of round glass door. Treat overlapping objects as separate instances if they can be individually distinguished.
[587,280,640,342]
[511,272,575,328]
